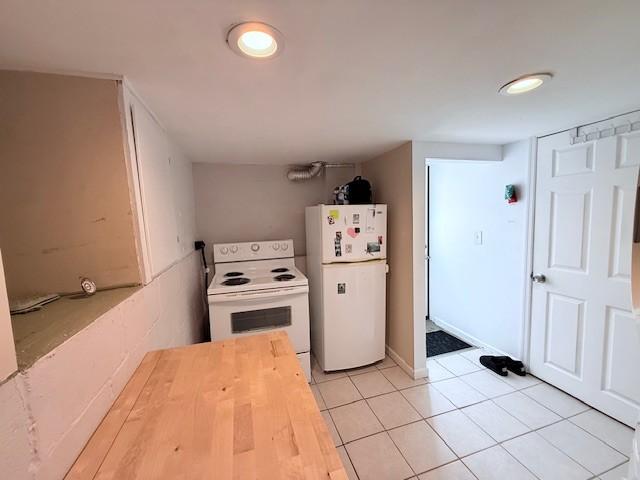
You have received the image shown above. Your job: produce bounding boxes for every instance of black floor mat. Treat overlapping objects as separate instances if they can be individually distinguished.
[427,330,472,357]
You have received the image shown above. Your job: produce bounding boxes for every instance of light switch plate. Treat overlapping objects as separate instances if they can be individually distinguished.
[474,231,483,245]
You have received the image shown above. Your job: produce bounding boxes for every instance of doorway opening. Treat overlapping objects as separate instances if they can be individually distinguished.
[424,144,532,362]
[425,162,474,357]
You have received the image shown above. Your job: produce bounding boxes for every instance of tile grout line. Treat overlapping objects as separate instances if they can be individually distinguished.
[360,384,420,478]
[310,355,398,384]
[439,375,629,477]
[453,407,549,480]
[313,350,631,479]
[327,368,516,477]
[540,419,632,472]
[596,460,632,478]
[325,407,346,447]
[484,383,634,470]
[323,364,461,477]
[448,386,602,478]
[340,445,361,480]
[565,411,633,460]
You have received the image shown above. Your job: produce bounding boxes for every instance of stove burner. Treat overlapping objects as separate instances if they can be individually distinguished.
[274,274,296,281]
[222,277,250,286]
[224,271,244,277]
[271,268,290,273]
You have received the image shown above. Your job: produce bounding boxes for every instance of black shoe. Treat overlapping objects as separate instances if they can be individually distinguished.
[492,356,526,376]
[479,355,508,376]
[498,356,526,376]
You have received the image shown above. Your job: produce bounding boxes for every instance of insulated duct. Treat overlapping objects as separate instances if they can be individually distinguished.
[286,162,325,181]
[286,162,355,181]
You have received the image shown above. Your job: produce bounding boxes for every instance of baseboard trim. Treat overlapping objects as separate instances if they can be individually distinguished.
[430,316,515,359]
[385,345,428,380]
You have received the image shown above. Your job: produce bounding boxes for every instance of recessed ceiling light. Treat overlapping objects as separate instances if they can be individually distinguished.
[499,73,553,95]
[227,22,283,59]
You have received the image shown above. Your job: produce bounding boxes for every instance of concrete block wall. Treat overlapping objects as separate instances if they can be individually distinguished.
[0,251,206,480]
[0,376,33,479]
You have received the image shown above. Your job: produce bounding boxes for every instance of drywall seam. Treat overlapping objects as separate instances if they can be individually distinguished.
[0,252,203,479]
[40,377,112,459]
[149,250,196,282]
[0,66,123,81]
[0,368,18,387]
[121,77,168,133]
[14,374,39,478]
[117,81,150,286]
[108,352,131,398]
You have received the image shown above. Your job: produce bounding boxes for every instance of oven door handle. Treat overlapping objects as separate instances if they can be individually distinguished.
[209,286,308,303]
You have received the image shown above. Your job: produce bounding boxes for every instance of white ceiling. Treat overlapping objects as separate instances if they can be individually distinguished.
[1,1,640,165]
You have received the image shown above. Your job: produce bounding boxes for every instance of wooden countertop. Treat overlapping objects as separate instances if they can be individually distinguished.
[66,331,347,479]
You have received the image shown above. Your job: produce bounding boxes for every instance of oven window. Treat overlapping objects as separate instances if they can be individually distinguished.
[231,306,292,334]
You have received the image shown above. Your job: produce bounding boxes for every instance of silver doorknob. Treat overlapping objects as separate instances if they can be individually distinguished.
[531,273,546,283]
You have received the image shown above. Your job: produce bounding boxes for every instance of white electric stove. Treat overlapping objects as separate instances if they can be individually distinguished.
[207,239,311,381]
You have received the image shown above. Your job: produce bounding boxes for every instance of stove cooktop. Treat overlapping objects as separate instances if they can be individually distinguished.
[208,259,308,296]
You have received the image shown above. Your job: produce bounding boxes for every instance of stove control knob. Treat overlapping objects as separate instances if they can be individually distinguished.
[281,243,289,251]
[230,245,238,253]
[272,243,280,250]
[220,246,229,255]
[251,243,260,252]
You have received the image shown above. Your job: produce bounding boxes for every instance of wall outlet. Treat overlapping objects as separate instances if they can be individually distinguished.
[474,231,483,245]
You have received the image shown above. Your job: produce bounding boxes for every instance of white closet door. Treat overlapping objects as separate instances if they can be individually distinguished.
[530,111,640,426]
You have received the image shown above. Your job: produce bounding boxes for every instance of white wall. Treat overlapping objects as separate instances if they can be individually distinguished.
[0,249,17,381]
[192,163,355,263]
[417,141,503,163]
[0,71,141,298]
[124,86,197,281]
[356,141,502,377]
[361,143,420,373]
[411,146,427,376]
[0,252,205,480]
[428,139,531,358]
[0,78,203,480]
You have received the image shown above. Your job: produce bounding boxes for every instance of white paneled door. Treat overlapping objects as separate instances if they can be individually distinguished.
[530,112,640,427]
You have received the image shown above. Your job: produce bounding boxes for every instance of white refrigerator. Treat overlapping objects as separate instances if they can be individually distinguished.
[305,204,387,371]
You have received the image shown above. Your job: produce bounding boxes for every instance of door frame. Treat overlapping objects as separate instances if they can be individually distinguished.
[521,137,538,367]
[426,164,430,321]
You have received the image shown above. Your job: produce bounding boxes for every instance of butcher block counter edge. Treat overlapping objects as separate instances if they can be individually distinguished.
[65,331,347,479]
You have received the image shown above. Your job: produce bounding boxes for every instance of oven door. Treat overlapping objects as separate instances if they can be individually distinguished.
[208,286,310,353]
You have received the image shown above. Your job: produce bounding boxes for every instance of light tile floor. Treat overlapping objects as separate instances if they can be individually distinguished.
[310,350,633,480]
